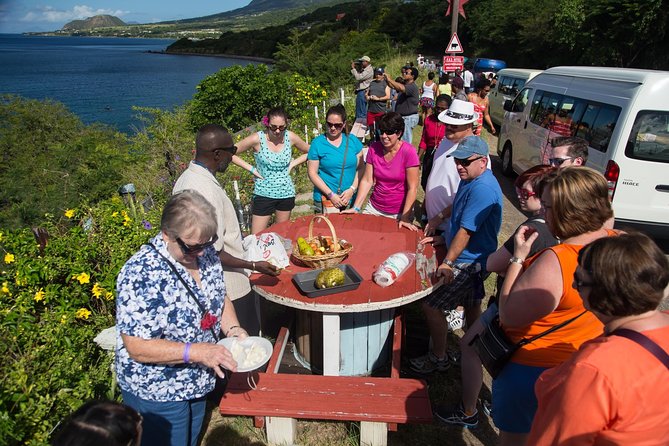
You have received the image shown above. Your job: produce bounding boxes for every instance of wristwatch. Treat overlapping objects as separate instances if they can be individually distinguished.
[443,259,455,268]
[509,256,524,265]
[437,211,445,220]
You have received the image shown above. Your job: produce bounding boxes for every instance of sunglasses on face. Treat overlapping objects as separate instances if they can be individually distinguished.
[214,145,237,156]
[454,156,485,167]
[516,188,537,200]
[176,234,218,255]
[326,121,344,129]
[380,129,401,136]
[549,157,573,166]
[268,124,286,132]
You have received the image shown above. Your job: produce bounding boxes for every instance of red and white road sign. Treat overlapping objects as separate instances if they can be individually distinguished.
[446,33,464,53]
[443,56,464,72]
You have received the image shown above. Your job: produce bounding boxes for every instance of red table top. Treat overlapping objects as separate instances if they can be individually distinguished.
[251,214,443,313]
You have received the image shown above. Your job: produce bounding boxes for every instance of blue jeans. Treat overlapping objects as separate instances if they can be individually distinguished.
[355,89,368,119]
[402,114,419,144]
[121,389,207,446]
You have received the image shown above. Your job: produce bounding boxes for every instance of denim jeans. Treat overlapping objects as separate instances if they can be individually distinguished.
[355,89,368,119]
[121,389,207,446]
[402,113,419,144]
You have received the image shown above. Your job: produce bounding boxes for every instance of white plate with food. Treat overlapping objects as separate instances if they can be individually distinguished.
[217,336,272,372]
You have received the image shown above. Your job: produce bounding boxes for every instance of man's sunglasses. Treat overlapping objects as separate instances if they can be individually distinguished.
[214,145,237,156]
[326,121,344,129]
[549,157,572,166]
[176,234,218,255]
[454,156,485,167]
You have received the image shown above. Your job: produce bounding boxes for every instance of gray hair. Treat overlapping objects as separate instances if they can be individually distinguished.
[161,190,217,239]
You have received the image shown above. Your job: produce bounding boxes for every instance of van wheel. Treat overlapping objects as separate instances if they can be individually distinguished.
[500,143,514,177]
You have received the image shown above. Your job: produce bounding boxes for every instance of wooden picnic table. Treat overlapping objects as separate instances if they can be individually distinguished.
[251,213,442,376]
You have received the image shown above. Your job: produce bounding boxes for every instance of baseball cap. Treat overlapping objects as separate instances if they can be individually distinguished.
[374,67,384,75]
[360,55,371,62]
[450,135,490,159]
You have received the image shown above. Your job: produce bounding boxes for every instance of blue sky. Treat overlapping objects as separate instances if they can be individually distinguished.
[0,1,252,33]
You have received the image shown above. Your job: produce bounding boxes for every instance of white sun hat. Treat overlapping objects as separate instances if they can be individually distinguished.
[438,99,479,125]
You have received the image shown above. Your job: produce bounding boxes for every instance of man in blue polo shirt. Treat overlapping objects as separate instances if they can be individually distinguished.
[411,135,502,376]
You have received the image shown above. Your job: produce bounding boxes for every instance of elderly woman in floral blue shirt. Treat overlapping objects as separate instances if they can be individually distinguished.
[115,190,247,446]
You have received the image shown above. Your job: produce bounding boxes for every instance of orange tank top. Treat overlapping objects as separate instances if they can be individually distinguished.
[505,242,608,368]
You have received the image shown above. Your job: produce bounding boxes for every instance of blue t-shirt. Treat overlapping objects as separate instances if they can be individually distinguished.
[307,133,363,202]
[447,169,503,268]
[115,234,225,402]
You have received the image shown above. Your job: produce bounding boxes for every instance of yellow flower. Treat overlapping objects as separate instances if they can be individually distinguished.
[92,283,104,298]
[60,315,68,324]
[64,209,75,218]
[75,308,91,320]
[74,272,90,284]
[112,211,119,217]
[104,291,114,301]
[1,282,10,294]
[4,253,15,264]
[0,231,3,241]
[34,289,45,302]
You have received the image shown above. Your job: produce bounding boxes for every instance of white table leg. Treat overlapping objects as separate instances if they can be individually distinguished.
[322,312,340,376]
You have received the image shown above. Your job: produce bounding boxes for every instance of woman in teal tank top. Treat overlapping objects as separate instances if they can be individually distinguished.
[233,107,310,233]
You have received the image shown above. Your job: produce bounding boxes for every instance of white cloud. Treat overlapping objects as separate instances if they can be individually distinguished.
[20,4,128,23]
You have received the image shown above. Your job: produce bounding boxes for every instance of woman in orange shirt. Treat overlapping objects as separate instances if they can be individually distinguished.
[528,233,669,445]
[494,167,615,446]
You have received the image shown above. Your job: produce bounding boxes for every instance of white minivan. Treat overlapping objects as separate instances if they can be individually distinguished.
[497,66,669,241]
[489,68,542,126]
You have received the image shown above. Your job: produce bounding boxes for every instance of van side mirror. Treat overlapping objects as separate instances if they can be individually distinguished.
[503,100,513,112]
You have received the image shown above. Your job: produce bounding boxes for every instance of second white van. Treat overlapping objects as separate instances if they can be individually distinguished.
[497,66,669,242]
[489,68,542,126]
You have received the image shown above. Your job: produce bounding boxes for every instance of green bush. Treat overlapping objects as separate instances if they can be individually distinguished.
[0,198,163,445]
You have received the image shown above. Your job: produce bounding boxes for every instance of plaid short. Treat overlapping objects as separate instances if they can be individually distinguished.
[424,262,485,311]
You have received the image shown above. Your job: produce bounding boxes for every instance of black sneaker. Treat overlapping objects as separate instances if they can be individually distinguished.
[434,402,479,428]
[409,351,450,374]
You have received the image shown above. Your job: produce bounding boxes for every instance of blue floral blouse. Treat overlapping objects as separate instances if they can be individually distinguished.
[115,233,226,402]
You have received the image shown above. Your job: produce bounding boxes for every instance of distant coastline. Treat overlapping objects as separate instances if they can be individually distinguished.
[152,49,274,64]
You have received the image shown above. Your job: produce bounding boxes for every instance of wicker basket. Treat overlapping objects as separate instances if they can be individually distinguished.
[292,215,353,269]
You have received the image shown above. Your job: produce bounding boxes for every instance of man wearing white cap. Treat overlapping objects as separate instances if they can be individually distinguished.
[351,55,373,120]
[411,129,502,378]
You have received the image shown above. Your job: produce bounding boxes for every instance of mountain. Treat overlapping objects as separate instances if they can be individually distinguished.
[62,15,126,30]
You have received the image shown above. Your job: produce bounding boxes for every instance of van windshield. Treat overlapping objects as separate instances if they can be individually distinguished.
[626,111,669,164]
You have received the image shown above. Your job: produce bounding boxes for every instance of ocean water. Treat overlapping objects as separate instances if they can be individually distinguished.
[0,34,253,131]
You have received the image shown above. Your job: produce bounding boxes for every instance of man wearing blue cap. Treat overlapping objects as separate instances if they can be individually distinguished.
[411,135,502,383]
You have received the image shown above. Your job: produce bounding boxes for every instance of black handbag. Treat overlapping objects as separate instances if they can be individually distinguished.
[470,304,586,378]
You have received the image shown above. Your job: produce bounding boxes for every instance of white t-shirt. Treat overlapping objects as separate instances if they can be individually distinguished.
[463,70,474,88]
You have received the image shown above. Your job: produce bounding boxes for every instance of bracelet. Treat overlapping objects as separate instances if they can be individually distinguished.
[183,342,192,363]
[251,261,256,271]
[353,206,361,213]
[327,191,334,199]
[225,325,240,337]
[349,185,357,192]
[250,166,255,174]
[509,256,524,265]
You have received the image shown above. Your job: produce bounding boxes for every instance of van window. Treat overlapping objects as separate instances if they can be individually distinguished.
[510,88,531,112]
[626,111,669,164]
[530,91,562,126]
[498,76,527,96]
[580,104,620,152]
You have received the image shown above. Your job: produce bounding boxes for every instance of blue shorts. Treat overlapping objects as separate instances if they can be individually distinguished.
[491,362,548,433]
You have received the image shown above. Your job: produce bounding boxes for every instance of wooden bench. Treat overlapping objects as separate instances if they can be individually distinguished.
[219,311,433,446]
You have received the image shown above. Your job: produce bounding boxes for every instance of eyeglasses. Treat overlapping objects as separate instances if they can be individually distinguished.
[268,124,286,132]
[549,157,573,167]
[214,145,237,156]
[454,156,485,167]
[176,234,218,255]
[326,121,344,130]
[516,188,537,200]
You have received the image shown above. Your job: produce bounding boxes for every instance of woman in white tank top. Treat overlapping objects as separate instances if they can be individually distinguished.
[419,71,438,122]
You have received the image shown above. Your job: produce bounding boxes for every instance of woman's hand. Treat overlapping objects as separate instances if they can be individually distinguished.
[341,207,358,214]
[191,342,238,378]
[419,235,445,246]
[398,220,419,232]
[513,225,539,261]
[250,167,264,179]
[424,214,444,236]
[339,188,354,207]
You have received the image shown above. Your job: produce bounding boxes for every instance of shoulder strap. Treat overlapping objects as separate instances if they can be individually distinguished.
[611,328,669,370]
[335,134,351,193]
[517,310,588,347]
[147,243,219,342]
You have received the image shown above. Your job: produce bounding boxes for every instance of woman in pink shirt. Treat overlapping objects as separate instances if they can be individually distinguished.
[345,112,419,231]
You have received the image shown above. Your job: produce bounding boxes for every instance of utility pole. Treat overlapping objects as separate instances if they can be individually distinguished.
[450,0,459,36]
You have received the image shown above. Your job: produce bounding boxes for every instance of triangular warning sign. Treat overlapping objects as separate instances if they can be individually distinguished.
[446,33,463,53]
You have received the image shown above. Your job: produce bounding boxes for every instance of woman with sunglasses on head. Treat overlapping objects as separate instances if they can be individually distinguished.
[490,167,619,446]
[307,104,364,214]
[343,111,420,231]
[115,190,247,446]
[527,233,669,445]
[233,106,310,233]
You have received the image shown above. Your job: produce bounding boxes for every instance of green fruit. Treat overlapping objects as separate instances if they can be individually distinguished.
[297,237,314,256]
[315,267,346,289]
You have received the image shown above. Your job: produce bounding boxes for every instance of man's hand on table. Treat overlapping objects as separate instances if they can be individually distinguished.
[436,263,455,285]
[254,261,280,276]
[419,235,445,246]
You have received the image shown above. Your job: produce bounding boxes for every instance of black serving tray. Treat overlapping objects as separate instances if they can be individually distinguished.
[292,264,363,298]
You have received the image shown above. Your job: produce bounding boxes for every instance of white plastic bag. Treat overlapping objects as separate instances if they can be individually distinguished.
[242,232,291,272]
[373,251,416,287]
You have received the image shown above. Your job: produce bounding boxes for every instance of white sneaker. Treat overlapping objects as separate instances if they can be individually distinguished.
[446,309,465,331]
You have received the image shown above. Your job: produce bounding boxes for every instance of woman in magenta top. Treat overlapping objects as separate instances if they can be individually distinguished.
[345,112,419,231]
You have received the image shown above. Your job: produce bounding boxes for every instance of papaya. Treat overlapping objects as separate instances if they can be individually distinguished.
[297,237,315,256]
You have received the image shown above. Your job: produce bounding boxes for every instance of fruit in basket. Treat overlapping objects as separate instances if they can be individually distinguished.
[315,267,346,289]
[297,237,315,256]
